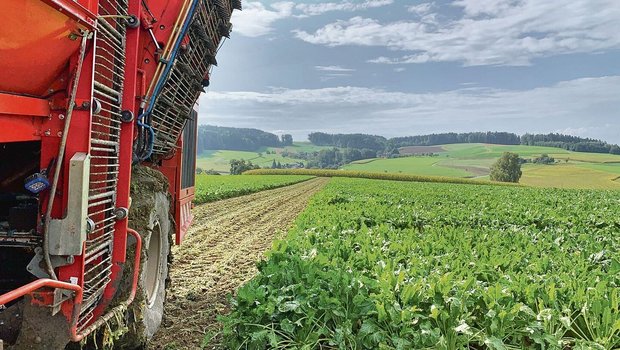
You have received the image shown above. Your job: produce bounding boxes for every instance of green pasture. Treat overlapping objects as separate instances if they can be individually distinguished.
[196,149,305,173]
[343,156,471,177]
[344,143,620,189]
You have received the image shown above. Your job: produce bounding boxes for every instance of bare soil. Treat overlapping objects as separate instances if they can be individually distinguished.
[443,164,490,177]
[150,178,329,350]
[398,145,446,155]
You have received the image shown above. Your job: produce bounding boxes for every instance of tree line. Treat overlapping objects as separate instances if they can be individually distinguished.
[303,148,379,169]
[309,131,620,155]
[197,125,292,153]
[521,133,620,154]
[308,132,387,151]
[390,132,521,147]
[196,126,620,157]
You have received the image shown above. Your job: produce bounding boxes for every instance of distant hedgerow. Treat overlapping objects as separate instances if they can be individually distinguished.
[243,168,517,186]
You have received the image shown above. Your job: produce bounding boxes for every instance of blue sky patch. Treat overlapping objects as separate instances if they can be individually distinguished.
[200,0,620,144]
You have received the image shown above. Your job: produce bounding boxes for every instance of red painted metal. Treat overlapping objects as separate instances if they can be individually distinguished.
[0,227,144,343]
[71,228,142,342]
[0,92,58,143]
[45,11,95,331]
[54,39,95,324]
[0,116,43,143]
[177,187,195,244]
[160,132,196,245]
[0,0,89,96]
[96,0,141,321]
[40,0,98,29]
[0,0,209,342]
[125,229,142,304]
[0,93,51,117]
[135,0,187,106]
[0,279,83,314]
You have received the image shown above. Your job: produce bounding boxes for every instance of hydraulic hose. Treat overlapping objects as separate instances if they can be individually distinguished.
[136,0,200,161]
[143,0,193,103]
[137,120,156,160]
[147,0,200,115]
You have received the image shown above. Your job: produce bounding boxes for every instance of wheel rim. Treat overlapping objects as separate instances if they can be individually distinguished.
[144,220,162,308]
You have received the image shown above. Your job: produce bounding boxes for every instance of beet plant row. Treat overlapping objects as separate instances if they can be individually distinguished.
[194,175,314,204]
[222,178,619,349]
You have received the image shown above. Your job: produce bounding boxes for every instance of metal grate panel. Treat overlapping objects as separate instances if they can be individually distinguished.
[181,110,198,189]
[77,0,128,331]
[150,0,233,156]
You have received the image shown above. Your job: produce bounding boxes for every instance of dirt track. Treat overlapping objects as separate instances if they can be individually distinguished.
[151,177,329,349]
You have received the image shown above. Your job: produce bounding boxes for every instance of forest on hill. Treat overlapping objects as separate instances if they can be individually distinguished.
[197,125,293,153]
[309,131,620,155]
[196,126,620,156]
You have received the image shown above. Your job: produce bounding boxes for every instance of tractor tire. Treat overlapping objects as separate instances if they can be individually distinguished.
[117,166,173,349]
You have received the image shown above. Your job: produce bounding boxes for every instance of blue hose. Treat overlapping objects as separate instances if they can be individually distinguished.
[137,120,155,160]
[147,0,200,116]
[137,0,200,160]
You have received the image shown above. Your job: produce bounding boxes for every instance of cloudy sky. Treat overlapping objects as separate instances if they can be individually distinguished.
[199,0,620,144]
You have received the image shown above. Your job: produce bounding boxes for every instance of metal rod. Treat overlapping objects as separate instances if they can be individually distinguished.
[94,81,121,98]
[43,32,90,281]
[72,229,141,341]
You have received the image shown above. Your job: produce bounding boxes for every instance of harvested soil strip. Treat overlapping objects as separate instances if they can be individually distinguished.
[151,178,330,349]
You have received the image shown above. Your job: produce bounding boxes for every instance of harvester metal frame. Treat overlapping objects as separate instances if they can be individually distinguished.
[0,0,239,346]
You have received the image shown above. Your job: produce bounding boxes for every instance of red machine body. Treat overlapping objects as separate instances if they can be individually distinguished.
[0,0,239,346]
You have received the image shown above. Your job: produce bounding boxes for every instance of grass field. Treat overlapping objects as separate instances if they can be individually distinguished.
[442,143,569,159]
[196,150,305,173]
[444,143,620,163]
[196,142,332,173]
[193,174,313,203]
[244,168,517,186]
[198,143,620,188]
[222,178,620,349]
[344,143,620,189]
[343,157,472,177]
[521,163,620,189]
[268,141,336,153]
[578,162,620,175]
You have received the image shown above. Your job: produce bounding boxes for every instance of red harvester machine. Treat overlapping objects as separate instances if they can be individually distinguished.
[0,0,240,348]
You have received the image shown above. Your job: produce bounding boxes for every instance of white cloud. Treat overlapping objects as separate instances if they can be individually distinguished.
[295,0,620,66]
[231,2,294,37]
[555,127,591,137]
[231,0,393,37]
[200,76,620,143]
[296,0,393,16]
[407,2,433,15]
[555,125,617,142]
[295,17,428,49]
[368,55,430,65]
[454,0,521,17]
[394,67,406,72]
[315,65,356,72]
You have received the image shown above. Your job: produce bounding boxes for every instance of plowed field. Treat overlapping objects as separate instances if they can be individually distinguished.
[151,178,330,349]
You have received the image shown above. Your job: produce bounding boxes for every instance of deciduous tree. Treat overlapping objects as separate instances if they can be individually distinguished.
[490,152,522,183]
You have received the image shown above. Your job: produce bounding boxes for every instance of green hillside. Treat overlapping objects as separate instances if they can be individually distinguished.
[196,142,331,173]
[196,142,620,188]
[344,143,620,189]
[272,141,336,153]
[196,150,305,173]
[344,157,472,177]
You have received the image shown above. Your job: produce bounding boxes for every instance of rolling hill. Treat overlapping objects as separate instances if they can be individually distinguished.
[196,142,333,173]
[343,143,620,189]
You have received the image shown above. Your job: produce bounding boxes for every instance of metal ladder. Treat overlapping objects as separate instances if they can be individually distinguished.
[78,0,129,331]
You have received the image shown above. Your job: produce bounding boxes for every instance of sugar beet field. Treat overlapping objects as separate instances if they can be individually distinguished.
[155,175,619,350]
